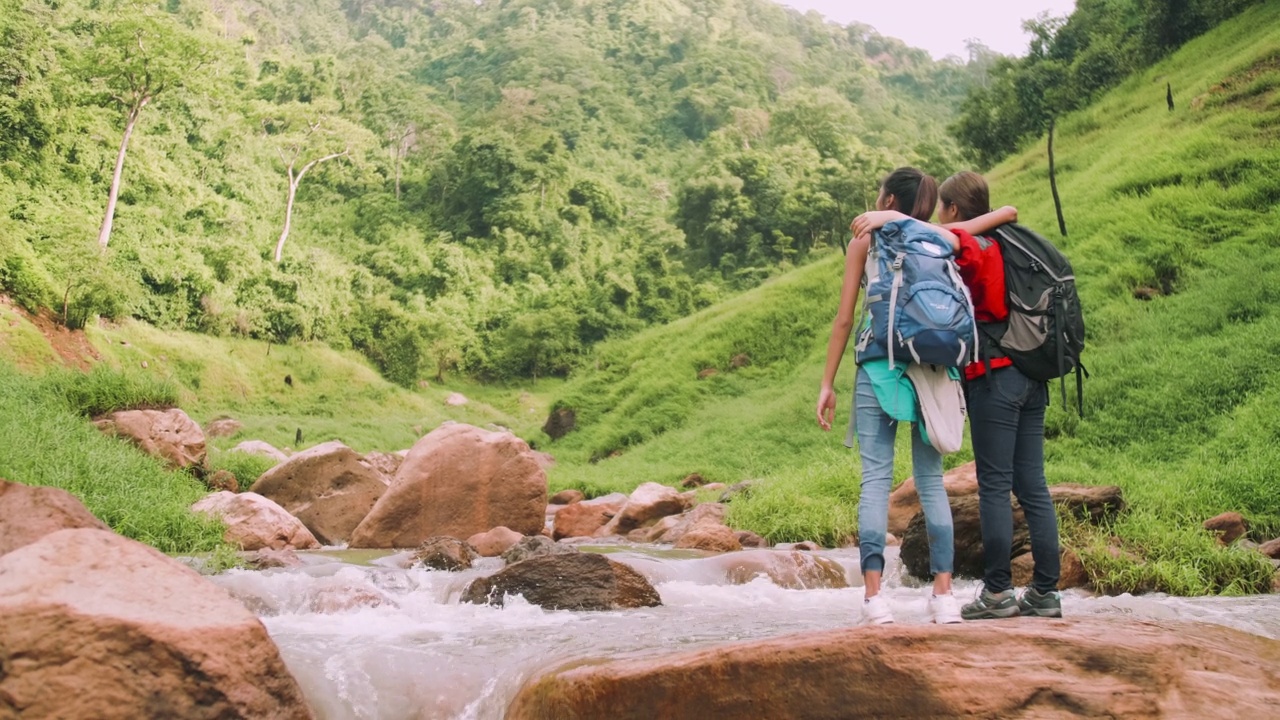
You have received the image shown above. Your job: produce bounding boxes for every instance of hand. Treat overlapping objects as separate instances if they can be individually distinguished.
[852,210,908,239]
[997,205,1018,223]
[816,385,837,432]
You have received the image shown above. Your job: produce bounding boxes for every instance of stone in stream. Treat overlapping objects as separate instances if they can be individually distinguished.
[249,440,387,546]
[501,535,579,564]
[350,424,547,548]
[190,491,320,552]
[461,552,661,611]
[506,617,1280,719]
[0,529,313,719]
[413,536,478,571]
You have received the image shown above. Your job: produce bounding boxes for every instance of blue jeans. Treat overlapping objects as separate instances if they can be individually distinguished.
[967,365,1061,594]
[854,367,955,576]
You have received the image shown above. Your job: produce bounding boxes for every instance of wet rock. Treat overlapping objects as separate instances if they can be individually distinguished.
[93,408,206,471]
[553,493,627,540]
[735,530,769,549]
[675,525,742,553]
[191,491,319,552]
[0,529,312,719]
[240,548,303,570]
[0,479,109,556]
[249,441,386,546]
[413,536,478,571]
[1204,512,1248,545]
[647,503,727,545]
[467,526,524,557]
[549,489,584,505]
[462,553,662,611]
[507,618,1280,720]
[205,417,243,439]
[888,462,978,536]
[230,440,288,463]
[713,550,848,590]
[502,535,579,564]
[597,482,690,536]
[351,424,547,548]
[306,584,395,614]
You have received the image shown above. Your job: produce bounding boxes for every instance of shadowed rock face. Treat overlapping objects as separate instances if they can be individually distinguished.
[0,529,314,719]
[461,553,661,611]
[506,618,1280,720]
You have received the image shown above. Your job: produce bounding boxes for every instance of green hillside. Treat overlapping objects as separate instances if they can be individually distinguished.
[543,1,1280,594]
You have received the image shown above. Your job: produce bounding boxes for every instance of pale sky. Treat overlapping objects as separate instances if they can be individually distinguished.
[779,1,1079,60]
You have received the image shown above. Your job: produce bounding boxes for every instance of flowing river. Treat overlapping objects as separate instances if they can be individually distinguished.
[208,546,1280,720]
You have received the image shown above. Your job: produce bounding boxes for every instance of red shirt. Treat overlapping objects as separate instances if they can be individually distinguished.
[952,228,1013,380]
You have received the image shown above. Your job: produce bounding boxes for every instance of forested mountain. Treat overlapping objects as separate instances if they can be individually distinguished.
[0,0,978,383]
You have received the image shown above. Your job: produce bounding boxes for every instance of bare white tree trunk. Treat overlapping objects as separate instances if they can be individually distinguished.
[98,99,147,250]
[274,147,349,263]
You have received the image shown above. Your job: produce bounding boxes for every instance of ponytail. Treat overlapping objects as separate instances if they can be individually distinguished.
[880,167,938,222]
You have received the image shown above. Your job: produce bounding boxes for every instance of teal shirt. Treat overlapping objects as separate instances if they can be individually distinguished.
[849,359,960,447]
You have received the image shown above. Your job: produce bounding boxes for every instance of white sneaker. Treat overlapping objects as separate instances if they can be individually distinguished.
[929,592,963,624]
[863,594,895,625]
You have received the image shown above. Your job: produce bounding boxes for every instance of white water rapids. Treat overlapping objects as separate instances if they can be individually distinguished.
[208,546,1280,720]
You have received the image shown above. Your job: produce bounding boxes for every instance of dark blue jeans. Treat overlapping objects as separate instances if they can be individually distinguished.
[967,365,1060,594]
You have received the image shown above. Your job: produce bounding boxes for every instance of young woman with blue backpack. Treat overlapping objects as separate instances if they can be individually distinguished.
[816,167,1014,625]
[853,171,1081,621]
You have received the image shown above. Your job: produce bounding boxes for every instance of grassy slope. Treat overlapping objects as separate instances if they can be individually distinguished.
[544,3,1280,594]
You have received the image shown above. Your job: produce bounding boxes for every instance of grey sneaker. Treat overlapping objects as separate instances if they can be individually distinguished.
[960,587,1019,620]
[1018,588,1063,618]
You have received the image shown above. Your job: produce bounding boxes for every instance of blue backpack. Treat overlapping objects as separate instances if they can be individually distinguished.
[854,218,978,368]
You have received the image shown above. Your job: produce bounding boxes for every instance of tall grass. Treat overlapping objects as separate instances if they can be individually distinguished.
[0,362,225,553]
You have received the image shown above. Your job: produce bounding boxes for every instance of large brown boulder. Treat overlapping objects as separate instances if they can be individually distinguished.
[888,462,979,536]
[553,493,627,540]
[248,441,386,545]
[350,424,546,548]
[93,408,206,470]
[191,491,320,552]
[461,552,661,611]
[0,479,109,556]
[507,618,1280,720]
[0,529,313,719]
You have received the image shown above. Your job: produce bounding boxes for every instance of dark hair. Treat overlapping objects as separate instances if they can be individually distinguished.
[939,171,991,221]
[881,167,938,222]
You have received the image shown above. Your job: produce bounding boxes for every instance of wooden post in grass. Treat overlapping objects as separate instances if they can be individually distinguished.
[1048,118,1068,237]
